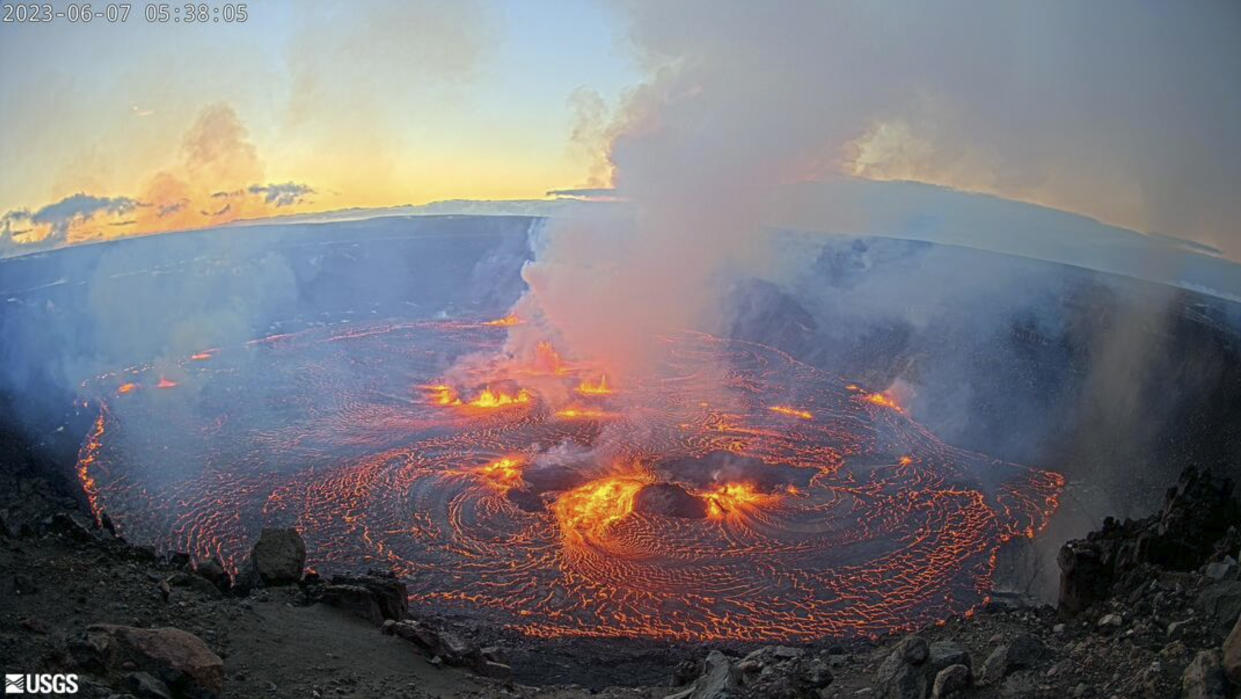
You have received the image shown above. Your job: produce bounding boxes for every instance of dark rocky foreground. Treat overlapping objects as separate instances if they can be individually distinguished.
[2,450,1239,698]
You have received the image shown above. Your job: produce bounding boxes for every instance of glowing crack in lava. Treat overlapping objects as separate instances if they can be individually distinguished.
[75,319,1062,642]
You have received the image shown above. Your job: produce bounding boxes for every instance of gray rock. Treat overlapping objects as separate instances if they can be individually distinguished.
[328,570,407,621]
[247,528,305,585]
[1181,649,1229,699]
[928,641,970,674]
[931,664,971,698]
[49,512,96,543]
[1097,613,1123,628]
[125,672,171,699]
[165,572,222,598]
[664,650,738,699]
[980,633,1047,684]
[1196,580,1241,634]
[1223,613,1241,685]
[194,557,230,593]
[876,637,930,699]
[1205,558,1238,581]
[321,585,384,625]
[436,630,473,663]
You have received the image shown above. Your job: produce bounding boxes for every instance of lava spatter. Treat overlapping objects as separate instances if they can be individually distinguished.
[75,318,1063,643]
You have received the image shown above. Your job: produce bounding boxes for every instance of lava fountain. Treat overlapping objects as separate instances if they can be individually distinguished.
[75,318,1062,642]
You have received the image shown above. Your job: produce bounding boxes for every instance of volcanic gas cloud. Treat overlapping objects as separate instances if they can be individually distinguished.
[76,316,1062,642]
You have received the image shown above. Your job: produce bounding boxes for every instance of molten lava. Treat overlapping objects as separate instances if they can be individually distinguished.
[576,374,613,396]
[551,475,648,541]
[155,377,178,389]
[704,482,775,518]
[74,318,1064,643]
[482,315,521,327]
[477,457,524,493]
[863,392,903,411]
[467,387,531,409]
[116,382,137,395]
[768,405,813,420]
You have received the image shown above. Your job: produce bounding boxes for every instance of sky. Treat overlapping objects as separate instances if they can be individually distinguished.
[0,0,637,249]
[1,0,1239,260]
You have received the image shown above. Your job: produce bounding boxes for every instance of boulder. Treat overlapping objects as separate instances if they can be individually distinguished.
[328,570,408,621]
[84,624,224,697]
[980,633,1047,684]
[931,664,971,698]
[1223,613,1241,685]
[735,646,831,697]
[1196,580,1241,634]
[247,528,305,585]
[193,557,230,593]
[1057,539,1111,615]
[125,671,172,699]
[927,640,970,675]
[48,512,96,543]
[321,585,384,625]
[165,572,222,598]
[1181,649,1229,699]
[876,636,929,699]
[665,650,738,699]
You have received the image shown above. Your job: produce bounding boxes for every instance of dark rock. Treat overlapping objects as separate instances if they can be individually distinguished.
[1181,649,1229,699]
[931,663,971,698]
[435,629,473,663]
[633,483,708,519]
[247,528,305,585]
[125,672,172,699]
[980,633,1047,684]
[230,563,260,597]
[876,636,930,699]
[666,650,737,699]
[927,640,970,674]
[1058,467,1240,617]
[165,572,222,598]
[49,512,96,543]
[321,585,383,625]
[1223,613,1241,685]
[1196,580,1241,634]
[505,488,545,513]
[328,570,407,621]
[162,551,191,570]
[1057,540,1111,615]
[193,558,230,593]
[85,624,224,697]
[671,659,702,687]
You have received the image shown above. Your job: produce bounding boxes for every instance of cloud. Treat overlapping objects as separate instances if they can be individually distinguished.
[247,182,315,207]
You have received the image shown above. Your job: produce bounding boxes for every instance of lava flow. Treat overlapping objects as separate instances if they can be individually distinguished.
[75,318,1063,643]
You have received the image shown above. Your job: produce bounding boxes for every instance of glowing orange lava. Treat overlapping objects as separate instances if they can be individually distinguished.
[482,315,521,327]
[190,352,213,361]
[704,482,776,518]
[551,475,649,541]
[863,392,903,411]
[156,378,178,389]
[467,387,532,409]
[554,407,611,420]
[116,383,137,395]
[477,457,524,492]
[423,384,462,406]
[576,374,613,396]
[768,405,813,420]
